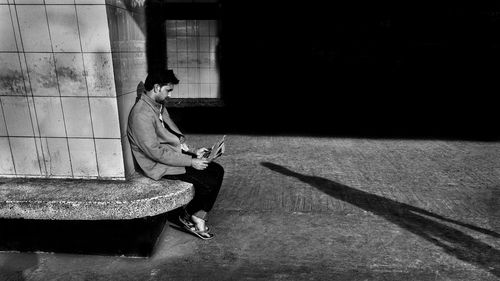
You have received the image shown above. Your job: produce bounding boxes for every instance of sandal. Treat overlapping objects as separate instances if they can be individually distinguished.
[178,216,214,240]
[178,215,209,232]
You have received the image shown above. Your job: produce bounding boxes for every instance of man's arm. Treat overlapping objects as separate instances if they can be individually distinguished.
[130,113,192,167]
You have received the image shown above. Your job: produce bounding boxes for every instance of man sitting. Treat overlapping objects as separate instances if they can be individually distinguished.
[127,69,224,240]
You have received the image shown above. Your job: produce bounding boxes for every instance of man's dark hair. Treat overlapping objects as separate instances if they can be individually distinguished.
[144,69,180,91]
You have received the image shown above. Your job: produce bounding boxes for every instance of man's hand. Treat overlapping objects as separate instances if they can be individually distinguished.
[195,147,210,159]
[191,159,209,170]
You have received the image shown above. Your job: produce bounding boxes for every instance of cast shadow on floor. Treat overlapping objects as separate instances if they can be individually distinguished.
[261,162,500,278]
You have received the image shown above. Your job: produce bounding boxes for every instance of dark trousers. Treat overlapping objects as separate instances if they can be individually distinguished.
[164,162,224,219]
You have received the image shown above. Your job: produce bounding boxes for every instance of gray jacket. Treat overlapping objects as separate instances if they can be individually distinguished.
[127,94,192,180]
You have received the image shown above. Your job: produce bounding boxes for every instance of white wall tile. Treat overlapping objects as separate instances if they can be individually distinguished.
[83,53,116,97]
[199,37,209,52]
[0,102,7,136]
[61,97,93,137]
[187,37,197,52]
[187,68,199,83]
[26,96,40,136]
[176,20,187,36]
[41,137,72,177]
[105,0,133,9]
[10,137,41,175]
[176,67,188,83]
[209,20,217,36]
[33,136,47,175]
[198,52,210,68]
[95,138,124,178]
[199,68,211,83]
[16,5,52,52]
[0,53,26,96]
[106,5,120,51]
[200,83,210,98]
[76,0,104,3]
[121,135,134,178]
[76,5,111,52]
[186,20,197,36]
[45,0,74,4]
[170,82,179,98]
[33,97,66,137]
[0,5,18,51]
[105,0,122,8]
[107,5,146,52]
[25,53,59,96]
[14,0,44,3]
[68,138,98,177]
[177,37,187,52]
[117,92,136,137]
[0,137,15,175]
[210,83,219,98]
[209,37,218,53]
[54,53,87,96]
[1,96,34,136]
[112,52,147,95]
[17,52,32,94]
[176,84,187,98]
[167,52,177,68]
[188,50,199,67]
[8,3,23,49]
[89,97,120,138]
[188,84,200,98]
[46,5,81,52]
[198,20,209,36]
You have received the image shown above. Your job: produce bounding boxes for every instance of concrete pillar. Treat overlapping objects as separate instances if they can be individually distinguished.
[0,0,146,180]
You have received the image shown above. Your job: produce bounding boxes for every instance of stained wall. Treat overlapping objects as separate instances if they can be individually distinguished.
[0,0,124,179]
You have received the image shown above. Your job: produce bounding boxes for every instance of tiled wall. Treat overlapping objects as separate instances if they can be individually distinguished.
[0,0,125,179]
[106,0,147,178]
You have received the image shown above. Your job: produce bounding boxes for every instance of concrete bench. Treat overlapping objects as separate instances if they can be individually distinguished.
[0,173,194,220]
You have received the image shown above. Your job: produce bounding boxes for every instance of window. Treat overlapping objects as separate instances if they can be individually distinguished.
[166,20,220,100]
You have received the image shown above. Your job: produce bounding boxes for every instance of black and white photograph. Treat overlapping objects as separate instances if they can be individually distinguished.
[0,0,498,280]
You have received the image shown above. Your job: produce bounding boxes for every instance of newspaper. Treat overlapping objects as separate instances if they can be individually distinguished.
[202,135,226,162]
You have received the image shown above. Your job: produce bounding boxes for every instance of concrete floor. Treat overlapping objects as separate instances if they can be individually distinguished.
[1,135,499,281]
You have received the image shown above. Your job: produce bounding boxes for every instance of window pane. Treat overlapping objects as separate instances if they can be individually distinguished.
[165,20,219,99]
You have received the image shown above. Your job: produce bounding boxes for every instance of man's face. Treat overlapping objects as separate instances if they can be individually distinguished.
[155,83,174,102]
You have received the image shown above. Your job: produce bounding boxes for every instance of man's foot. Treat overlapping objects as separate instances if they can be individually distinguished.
[190,215,208,232]
[178,215,209,232]
[178,215,213,240]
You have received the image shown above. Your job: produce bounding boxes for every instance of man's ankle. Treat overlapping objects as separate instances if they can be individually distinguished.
[192,210,207,220]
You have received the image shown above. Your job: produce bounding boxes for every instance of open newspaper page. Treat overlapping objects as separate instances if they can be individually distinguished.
[202,135,226,162]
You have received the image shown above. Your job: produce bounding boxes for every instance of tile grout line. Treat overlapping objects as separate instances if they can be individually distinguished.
[197,20,201,99]
[3,4,21,176]
[0,99,17,175]
[174,20,179,98]
[75,2,100,178]
[12,3,44,176]
[44,0,74,178]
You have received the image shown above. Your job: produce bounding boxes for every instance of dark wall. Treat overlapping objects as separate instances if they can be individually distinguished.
[173,2,499,139]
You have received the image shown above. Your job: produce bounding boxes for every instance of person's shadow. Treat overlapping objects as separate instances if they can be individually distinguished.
[261,162,500,277]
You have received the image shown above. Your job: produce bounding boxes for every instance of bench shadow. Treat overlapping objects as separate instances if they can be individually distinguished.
[0,213,169,257]
[0,253,38,280]
[261,162,500,278]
